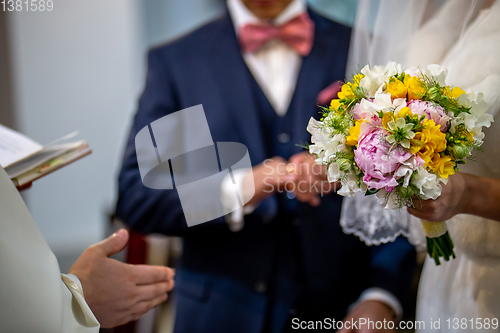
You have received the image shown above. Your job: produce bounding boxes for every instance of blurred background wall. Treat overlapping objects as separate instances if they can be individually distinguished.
[2,0,357,272]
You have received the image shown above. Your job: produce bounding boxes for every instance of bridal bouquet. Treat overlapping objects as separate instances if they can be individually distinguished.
[307,62,492,265]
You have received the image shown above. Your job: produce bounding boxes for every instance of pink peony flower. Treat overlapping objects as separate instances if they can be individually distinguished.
[407,100,450,131]
[354,126,413,191]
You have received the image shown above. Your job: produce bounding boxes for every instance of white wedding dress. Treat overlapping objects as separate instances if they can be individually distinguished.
[409,2,500,332]
[342,1,500,332]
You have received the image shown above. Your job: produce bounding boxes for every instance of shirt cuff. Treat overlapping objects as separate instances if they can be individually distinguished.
[220,168,256,232]
[61,273,100,328]
[61,273,84,295]
[352,287,403,321]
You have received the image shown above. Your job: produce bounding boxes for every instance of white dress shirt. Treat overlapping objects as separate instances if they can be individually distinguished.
[221,0,403,319]
[227,0,304,116]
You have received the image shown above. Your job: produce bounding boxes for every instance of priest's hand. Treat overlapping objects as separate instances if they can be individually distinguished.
[68,229,175,328]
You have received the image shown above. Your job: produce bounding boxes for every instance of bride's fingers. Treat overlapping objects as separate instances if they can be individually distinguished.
[408,196,424,211]
[407,197,427,218]
[408,204,436,220]
[407,196,446,220]
[407,206,425,218]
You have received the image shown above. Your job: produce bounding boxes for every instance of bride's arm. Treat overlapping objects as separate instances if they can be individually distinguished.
[407,172,500,222]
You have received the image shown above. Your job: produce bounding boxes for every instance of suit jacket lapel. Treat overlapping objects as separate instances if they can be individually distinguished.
[206,12,268,164]
[288,10,338,152]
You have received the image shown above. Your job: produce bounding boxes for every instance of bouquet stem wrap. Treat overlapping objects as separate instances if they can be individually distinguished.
[421,220,456,265]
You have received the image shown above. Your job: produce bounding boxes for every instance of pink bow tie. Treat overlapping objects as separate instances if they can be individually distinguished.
[239,13,314,56]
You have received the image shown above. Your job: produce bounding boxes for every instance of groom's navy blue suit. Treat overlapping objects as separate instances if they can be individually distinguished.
[116,8,416,333]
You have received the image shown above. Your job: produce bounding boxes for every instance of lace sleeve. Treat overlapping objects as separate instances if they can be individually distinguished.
[340,192,426,250]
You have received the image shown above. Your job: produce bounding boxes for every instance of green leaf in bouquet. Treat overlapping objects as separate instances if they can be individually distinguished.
[365,188,380,196]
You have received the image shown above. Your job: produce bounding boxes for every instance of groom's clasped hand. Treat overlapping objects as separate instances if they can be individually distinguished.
[248,151,338,207]
[287,151,339,206]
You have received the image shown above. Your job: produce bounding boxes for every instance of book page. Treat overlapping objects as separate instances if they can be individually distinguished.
[0,124,43,168]
[6,141,85,178]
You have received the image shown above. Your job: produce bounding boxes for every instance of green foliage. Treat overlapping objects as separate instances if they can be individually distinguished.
[420,75,471,117]
[318,106,354,137]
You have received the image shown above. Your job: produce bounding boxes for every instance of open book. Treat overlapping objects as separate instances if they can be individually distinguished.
[0,124,91,189]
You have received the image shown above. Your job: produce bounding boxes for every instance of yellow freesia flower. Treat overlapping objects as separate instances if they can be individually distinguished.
[430,155,455,178]
[443,86,465,100]
[409,139,424,154]
[382,113,394,129]
[410,131,426,155]
[417,142,435,165]
[346,120,363,146]
[430,129,446,153]
[330,99,341,112]
[451,86,466,98]
[443,86,452,98]
[404,75,426,100]
[423,119,446,152]
[410,119,447,165]
[428,152,441,168]
[352,74,365,87]
[338,82,356,100]
[387,79,407,99]
[338,74,364,100]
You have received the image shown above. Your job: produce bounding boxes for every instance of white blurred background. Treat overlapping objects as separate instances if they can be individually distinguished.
[0,0,358,272]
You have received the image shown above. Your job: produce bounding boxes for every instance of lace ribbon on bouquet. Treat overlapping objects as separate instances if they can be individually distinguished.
[340,192,426,248]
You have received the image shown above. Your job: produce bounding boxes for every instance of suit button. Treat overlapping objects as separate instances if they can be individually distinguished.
[278,133,290,143]
[255,281,267,294]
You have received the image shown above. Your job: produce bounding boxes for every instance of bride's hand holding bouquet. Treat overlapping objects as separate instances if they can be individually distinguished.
[409,171,500,222]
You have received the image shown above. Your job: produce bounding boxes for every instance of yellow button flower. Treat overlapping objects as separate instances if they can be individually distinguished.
[346,120,363,146]
[387,79,407,99]
[397,107,413,119]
